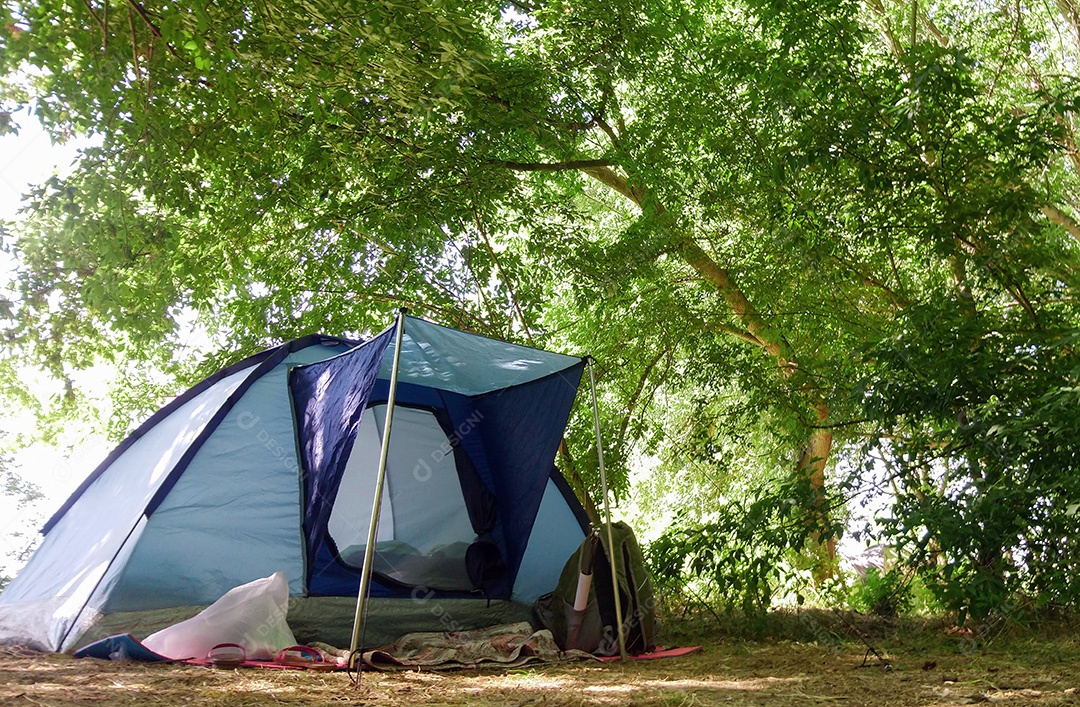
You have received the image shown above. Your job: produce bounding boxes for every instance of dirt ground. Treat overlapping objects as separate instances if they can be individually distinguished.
[3,629,1080,707]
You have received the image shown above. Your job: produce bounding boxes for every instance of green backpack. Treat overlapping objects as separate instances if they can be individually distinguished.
[535,521,656,655]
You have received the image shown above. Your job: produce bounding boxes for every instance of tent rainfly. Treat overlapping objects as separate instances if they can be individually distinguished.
[0,314,595,653]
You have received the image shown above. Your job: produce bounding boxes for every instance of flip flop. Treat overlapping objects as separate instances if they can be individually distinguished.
[206,643,247,669]
[274,645,336,671]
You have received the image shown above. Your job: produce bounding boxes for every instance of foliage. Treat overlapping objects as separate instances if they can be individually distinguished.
[851,300,1080,622]
[0,444,43,593]
[1,467,42,513]
[847,568,914,618]
[647,472,842,633]
[1,0,1079,619]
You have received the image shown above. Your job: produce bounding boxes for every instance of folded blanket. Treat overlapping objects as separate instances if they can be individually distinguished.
[359,621,596,670]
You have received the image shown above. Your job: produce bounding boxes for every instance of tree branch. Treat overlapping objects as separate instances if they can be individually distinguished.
[704,319,766,348]
[79,0,108,42]
[124,0,180,58]
[501,158,614,172]
[572,158,836,568]
[1055,0,1080,52]
[580,165,645,205]
[595,116,621,149]
[921,12,951,46]
[618,348,667,445]
[471,204,536,346]
[127,6,141,80]
[124,0,162,38]
[864,0,904,57]
[677,239,790,362]
[559,439,601,527]
[1042,203,1080,243]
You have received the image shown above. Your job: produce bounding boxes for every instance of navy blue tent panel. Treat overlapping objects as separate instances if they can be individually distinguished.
[302,380,509,598]
[290,328,394,577]
[473,368,584,585]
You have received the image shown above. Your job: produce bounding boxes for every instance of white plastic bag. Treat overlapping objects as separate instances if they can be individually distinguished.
[142,572,297,661]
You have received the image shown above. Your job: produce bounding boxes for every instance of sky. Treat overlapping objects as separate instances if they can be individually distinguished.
[0,108,109,574]
[0,108,85,222]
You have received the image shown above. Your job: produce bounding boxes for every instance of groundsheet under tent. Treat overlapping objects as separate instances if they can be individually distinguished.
[74,624,700,671]
[75,597,537,652]
[71,573,697,671]
[74,627,598,672]
[68,572,584,671]
[76,623,597,671]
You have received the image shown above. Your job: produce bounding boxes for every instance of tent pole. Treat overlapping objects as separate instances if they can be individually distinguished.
[349,308,408,657]
[587,357,628,661]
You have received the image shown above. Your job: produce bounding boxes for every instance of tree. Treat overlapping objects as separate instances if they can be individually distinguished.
[2,0,1078,607]
[0,442,43,593]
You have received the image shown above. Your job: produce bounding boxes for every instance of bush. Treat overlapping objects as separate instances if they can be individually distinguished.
[848,568,913,617]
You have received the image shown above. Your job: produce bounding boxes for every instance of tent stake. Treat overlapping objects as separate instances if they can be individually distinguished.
[350,308,407,657]
[588,357,628,661]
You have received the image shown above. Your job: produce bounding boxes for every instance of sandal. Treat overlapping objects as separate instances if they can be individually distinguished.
[206,643,247,669]
[275,645,335,671]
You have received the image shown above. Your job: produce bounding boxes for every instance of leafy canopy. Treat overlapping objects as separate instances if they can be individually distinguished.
[2,0,1080,618]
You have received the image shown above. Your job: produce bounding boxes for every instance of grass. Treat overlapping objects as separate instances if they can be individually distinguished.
[3,613,1080,705]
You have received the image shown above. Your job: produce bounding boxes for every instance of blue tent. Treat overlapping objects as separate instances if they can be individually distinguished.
[0,316,590,652]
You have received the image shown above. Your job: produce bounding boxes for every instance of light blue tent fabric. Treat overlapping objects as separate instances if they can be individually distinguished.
[0,319,592,653]
[100,344,344,611]
[378,317,583,395]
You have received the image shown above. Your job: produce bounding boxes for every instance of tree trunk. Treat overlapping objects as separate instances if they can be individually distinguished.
[798,419,837,580]
[578,165,838,570]
[559,438,602,527]
[677,237,837,572]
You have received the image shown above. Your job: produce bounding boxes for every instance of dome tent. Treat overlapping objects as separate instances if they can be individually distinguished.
[0,314,591,653]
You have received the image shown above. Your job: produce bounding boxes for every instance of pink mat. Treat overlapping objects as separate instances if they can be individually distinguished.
[598,645,703,661]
